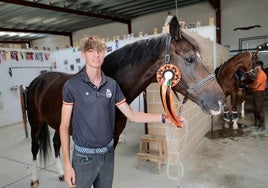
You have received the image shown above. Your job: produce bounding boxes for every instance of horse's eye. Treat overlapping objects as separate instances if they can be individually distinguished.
[185,55,196,64]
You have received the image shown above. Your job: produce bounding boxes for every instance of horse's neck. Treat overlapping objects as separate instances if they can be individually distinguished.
[103,36,166,103]
[116,60,158,103]
[222,57,249,75]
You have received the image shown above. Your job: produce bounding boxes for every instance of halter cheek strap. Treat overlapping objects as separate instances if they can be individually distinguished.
[164,35,171,63]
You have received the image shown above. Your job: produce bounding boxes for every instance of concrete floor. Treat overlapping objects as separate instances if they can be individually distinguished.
[0,94,267,188]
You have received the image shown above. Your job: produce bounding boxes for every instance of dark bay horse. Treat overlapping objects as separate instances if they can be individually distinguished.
[215,51,258,129]
[26,16,225,187]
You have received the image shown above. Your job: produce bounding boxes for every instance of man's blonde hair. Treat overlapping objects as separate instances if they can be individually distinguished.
[79,35,106,52]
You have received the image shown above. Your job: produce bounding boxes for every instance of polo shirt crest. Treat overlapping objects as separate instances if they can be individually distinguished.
[106,89,112,98]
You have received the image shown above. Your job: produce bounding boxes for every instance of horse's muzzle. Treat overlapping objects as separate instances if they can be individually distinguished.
[209,100,224,115]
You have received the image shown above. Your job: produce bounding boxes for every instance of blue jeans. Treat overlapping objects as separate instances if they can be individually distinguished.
[72,147,115,188]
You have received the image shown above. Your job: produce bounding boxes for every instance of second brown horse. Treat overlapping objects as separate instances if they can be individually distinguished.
[215,51,258,129]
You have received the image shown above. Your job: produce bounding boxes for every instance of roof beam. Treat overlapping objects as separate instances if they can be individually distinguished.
[0,40,30,44]
[0,40,31,48]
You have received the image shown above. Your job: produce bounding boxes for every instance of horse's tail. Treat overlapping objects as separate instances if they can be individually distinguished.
[39,124,51,165]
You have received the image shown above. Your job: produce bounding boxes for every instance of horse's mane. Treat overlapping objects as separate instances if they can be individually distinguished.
[102,30,200,76]
[102,34,168,76]
[218,52,251,67]
[230,52,250,61]
[215,51,254,79]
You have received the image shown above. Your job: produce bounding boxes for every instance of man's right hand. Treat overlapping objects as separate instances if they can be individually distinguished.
[64,164,76,187]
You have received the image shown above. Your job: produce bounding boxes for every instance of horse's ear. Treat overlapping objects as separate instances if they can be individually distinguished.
[169,16,181,40]
[252,50,259,61]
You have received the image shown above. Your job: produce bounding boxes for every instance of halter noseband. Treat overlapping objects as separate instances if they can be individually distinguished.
[182,74,216,94]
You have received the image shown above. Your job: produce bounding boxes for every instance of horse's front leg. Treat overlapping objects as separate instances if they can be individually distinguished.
[231,94,239,129]
[240,89,247,118]
[53,132,64,181]
[223,96,231,128]
[223,110,231,128]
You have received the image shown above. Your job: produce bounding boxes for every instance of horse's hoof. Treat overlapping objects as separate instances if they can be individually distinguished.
[233,126,239,130]
[224,122,229,128]
[59,175,64,181]
[232,123,239,129]
[224,125,229,128]
[31,180,39,188]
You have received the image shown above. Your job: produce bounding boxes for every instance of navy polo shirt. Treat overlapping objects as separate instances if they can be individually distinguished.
[62,68,125,148]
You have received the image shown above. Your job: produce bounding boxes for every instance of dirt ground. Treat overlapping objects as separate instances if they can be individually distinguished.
[0,93,267,188]
[177,93,268,188]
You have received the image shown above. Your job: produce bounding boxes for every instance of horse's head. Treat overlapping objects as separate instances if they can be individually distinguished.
[245,51,259,80]
[231,51,259,82]
[160,16,225,115]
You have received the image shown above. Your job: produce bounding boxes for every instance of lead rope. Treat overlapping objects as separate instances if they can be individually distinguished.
[157,35,186,181]
[166,114,189,182]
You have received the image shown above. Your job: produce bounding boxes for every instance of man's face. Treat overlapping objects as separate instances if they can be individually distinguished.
[256,65,262,71]
[82,48,105,69]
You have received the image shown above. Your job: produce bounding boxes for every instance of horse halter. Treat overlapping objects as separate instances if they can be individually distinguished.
[246,67,258,80]
[245,52,258,80]
[156,35,216,127]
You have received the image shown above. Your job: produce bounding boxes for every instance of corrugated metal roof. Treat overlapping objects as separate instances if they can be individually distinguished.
[0,0,206,43]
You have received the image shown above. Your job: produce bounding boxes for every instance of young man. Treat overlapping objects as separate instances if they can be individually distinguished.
[247,60,267,131]
[60,35,167,188]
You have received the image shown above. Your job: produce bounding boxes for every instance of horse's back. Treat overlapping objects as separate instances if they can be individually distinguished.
[27,72,74,130]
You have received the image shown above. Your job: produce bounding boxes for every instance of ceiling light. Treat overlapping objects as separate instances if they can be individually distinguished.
[0,32,7,36]
[8,32,17,36]
[29,34,38,37]
[18,33,28,37]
